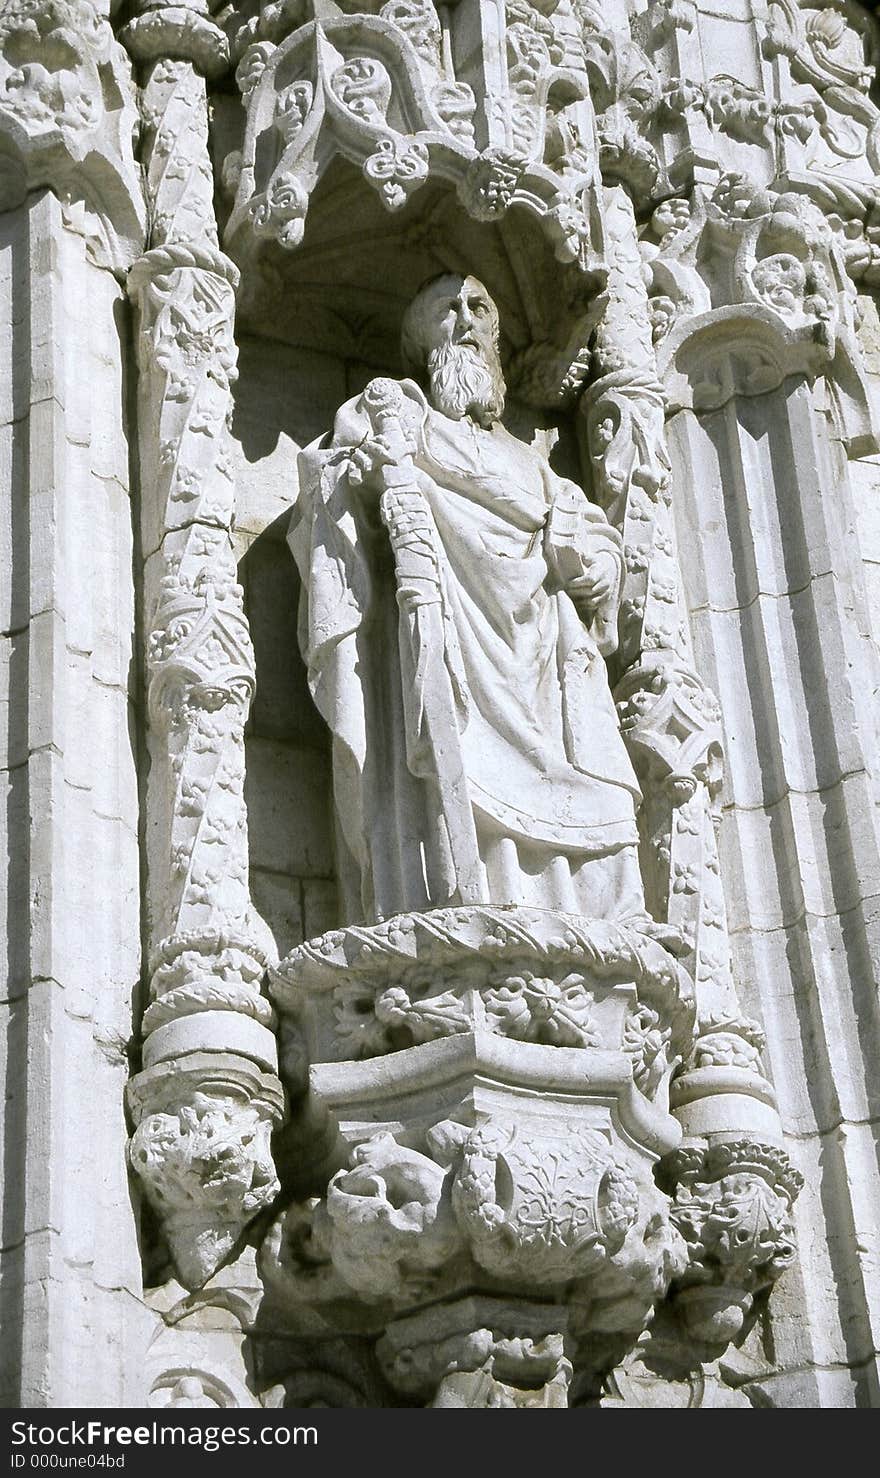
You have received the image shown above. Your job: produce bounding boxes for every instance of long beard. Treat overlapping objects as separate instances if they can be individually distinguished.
[427,343,505,426]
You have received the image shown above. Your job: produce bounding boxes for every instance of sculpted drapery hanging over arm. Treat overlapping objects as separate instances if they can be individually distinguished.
[289,274,645,925]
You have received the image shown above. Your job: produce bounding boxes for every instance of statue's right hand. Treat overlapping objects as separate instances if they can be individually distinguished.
[346,434,400,491]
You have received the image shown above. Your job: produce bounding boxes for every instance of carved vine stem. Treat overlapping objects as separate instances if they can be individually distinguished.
[123,0,282,1291]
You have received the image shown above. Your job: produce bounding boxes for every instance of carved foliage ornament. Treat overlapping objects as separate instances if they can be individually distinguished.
[129,1085,282,1288]
[271,906,695,1089]
[130,252,262,956]
[660,1141,803,1345]
[229,11,603,270]
[271,1119,676,1311]
[453,1121,640,1284]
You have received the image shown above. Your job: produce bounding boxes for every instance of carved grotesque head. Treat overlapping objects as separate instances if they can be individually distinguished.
[318,1130,461,1302]
[400,273,506,426]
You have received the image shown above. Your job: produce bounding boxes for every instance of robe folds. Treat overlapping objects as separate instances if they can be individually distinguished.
[290,379,642,924]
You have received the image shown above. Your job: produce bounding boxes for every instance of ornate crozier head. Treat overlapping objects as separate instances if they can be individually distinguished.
[400,273,506,427]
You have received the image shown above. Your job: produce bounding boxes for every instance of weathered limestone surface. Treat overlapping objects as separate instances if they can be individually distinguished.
[2,0,880,1408]
[0,191,153,1406]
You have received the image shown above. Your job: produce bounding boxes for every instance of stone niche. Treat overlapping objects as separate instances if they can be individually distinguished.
[229,155,600,965]
[207,131,799,1403]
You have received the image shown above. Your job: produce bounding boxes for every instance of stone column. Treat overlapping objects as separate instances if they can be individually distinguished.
[584,179,802,1355]
[648,164,880,1402]
[123,0,283,1291]
[668,365,880,1403]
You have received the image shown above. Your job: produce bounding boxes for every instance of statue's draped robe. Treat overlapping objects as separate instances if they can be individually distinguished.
[290,380,642,923]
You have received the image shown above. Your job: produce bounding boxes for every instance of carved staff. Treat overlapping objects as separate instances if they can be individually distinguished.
[356,377,484,906]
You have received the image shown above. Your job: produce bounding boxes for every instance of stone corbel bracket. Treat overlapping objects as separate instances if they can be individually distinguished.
[259,1026,690,1393]
[658,1138,804,1350]
[259,906,699,1397]
[226,13,604,273]
[129,1047,283,1292]
[0,0,145,269]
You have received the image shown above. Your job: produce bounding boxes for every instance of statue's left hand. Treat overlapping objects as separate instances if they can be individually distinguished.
[566,552,618,615]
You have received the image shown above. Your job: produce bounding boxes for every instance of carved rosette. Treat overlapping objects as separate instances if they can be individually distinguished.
[659,1141,803,1347]
[123,2,282,1290]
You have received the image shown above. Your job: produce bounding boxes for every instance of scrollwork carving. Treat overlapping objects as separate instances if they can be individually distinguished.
[331,57,392,124]
[363,133,430,209]
[380,0,441,69]
[227,8,603,280]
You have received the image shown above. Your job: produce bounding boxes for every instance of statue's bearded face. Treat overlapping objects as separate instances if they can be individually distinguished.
[401,275,506,426]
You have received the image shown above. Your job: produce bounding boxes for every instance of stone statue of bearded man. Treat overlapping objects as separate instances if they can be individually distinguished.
[290,274,644,925]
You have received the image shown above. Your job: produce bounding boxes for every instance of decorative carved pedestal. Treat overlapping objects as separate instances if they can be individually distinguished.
[260,908,696,1402]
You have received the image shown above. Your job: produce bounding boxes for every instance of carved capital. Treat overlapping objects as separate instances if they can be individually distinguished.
[659,1139,803,1345]
[649,176,877,452]
[129,1056,284,1289]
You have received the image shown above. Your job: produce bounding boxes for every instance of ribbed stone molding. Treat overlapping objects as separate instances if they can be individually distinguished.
[123,0,282,1291]
[576,180,802,1358]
